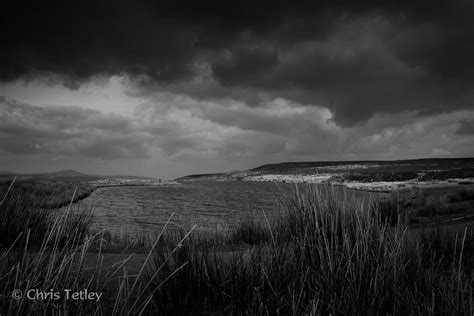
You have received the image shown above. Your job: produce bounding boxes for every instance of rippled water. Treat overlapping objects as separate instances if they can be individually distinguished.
[72,181,376,236]
[74,181,297,235]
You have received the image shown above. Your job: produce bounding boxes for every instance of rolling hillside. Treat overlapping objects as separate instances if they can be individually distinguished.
[176,158,474,183]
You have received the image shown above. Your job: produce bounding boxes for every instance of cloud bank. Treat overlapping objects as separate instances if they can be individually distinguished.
[1,1,474,177]
[2,0,474,125]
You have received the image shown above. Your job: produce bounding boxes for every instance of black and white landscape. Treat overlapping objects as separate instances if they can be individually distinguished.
[1,1,474,315]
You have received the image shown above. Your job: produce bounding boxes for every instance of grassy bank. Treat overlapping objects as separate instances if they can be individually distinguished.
[1,182,474,314]
[375,186,474,225]
[0,179,94,209]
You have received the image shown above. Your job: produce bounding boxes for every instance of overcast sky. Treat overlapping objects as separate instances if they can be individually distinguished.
[1,0,474,179]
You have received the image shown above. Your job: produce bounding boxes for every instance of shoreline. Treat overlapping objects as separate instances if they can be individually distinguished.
[44,180,181,209]
[178,174,474,193]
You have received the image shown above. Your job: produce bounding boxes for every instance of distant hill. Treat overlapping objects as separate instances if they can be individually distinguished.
[0,170,156,184]
[101,174,157,180]
[43,170,88,177]
[176,173,227,180]
[176,157,474,181]
[175,172,237,181]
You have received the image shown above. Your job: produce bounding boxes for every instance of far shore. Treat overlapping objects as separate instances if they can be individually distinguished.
[178,173,474,193]
[89,178,179,187]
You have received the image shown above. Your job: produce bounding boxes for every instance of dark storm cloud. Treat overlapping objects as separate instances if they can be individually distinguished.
[209,33,426,125]
[212,47,279,86]
[1,0,198,84]
[2,0,474,125]
[456,120,474,135]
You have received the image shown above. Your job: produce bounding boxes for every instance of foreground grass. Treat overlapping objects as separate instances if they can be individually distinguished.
[0,184,180,315]
[1,181,474,315]
[0,207,185,315]
[149,186,474,315]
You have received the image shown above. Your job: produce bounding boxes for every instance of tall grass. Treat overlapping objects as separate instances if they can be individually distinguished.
[149,185,474,315]
[2,179,473,315]
[0,187,93,249]
[0,182,189,315]
[0,211,190,315]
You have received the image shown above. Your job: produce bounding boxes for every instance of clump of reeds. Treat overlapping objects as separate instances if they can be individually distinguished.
[228,217,272,246]
[0,181,190,315]
[148,184,474,315]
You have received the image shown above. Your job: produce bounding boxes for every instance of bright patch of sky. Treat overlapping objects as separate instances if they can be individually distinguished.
[0,75,142,115]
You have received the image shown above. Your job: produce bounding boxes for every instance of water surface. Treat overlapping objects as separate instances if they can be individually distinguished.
[73,181,375,235]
